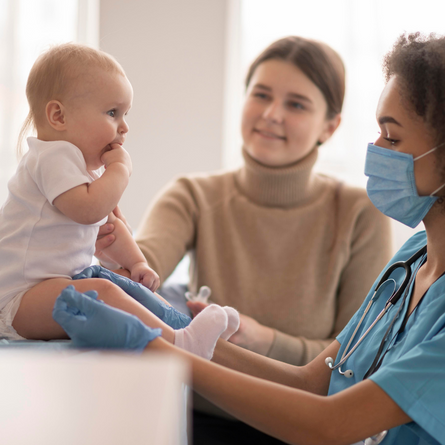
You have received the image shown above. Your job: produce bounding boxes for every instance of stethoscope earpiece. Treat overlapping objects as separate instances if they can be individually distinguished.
[325,357,334,367]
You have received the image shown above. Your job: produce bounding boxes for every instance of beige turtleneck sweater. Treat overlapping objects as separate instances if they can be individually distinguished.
[136,148,392,364]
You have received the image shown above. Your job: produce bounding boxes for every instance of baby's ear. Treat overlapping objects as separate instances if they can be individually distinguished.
[46,100,66,131]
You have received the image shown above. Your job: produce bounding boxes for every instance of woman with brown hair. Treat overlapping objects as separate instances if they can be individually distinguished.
[96,36,391,444]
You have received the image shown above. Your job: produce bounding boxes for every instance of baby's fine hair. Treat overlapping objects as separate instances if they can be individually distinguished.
[18,42,125,157]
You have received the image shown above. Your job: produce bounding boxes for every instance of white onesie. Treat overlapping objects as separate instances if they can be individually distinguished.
[0,137,107,312]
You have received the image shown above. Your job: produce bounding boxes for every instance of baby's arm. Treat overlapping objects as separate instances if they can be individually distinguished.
[53,144,131,225]
[103,212,160,291]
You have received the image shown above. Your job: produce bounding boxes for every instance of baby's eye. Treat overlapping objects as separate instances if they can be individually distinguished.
[107,109,116,117]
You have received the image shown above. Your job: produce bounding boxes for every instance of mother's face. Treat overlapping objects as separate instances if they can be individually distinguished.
[241,59,340,167]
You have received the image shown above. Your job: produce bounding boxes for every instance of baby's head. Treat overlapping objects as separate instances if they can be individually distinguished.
[19,43,133,169]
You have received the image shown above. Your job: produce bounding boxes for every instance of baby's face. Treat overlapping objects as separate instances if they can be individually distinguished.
[64,69,133,170]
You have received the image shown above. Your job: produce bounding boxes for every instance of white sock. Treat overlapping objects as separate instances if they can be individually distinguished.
[220,306,240,341]
[174,304,228,360]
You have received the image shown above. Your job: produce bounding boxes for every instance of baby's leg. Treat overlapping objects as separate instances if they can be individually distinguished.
[12,278,176,342]
[13,278,228,359]
[73,266,190,329]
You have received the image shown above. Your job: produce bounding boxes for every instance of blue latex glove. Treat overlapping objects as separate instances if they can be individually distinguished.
[52,285,162,351]
[73,265,191,329]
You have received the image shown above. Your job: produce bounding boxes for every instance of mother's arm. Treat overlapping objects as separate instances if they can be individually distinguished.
[94,205,133,270]
[261,198,393,366]
[135,179,198,284]
[330,199,392,344]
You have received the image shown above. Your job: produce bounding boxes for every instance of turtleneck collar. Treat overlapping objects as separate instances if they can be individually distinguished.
[234,147,322,207]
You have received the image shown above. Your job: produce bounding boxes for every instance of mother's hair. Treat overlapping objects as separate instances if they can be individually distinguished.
[245,36,345,119]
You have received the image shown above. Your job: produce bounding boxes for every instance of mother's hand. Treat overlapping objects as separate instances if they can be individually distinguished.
[94,223,119,269]
[187,301,275,355]
[229,313,275,356]
[95,206,133,268]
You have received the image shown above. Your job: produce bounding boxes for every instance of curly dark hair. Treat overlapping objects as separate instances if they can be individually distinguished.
[383,32,445,144]
[383,32,445,188]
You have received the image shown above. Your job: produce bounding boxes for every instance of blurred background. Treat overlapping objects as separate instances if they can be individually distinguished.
[1,0,444,253]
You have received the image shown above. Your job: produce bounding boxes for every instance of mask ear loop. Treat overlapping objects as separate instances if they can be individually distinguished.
[413,141,445,161]
[430,183,445,197]
[413,142,445,197]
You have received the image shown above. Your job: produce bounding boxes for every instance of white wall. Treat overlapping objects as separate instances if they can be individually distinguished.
[99,0,229,228]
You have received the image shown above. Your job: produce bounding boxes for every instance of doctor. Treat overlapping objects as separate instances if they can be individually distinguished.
[53,32,445,444]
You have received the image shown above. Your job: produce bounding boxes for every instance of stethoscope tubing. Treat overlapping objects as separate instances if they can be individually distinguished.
[327,245,427,374]
[329,302,389,372]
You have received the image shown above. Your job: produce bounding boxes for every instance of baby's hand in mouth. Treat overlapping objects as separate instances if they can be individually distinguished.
[101,144,132,175]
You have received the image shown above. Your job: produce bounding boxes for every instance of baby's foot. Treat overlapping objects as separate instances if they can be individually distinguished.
[174,304,228,360]
[221,307,240,341]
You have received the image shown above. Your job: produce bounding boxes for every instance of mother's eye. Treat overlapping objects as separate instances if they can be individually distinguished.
[253,92,270,100]
[288,101,304,110]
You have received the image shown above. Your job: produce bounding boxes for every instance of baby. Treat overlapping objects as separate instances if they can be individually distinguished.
[0,43,238,358]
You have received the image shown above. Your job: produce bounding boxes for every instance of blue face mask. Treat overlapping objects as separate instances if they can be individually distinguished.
[364,143,445,228]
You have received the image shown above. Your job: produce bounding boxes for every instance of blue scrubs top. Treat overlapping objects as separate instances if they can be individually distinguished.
[329,231,445,445]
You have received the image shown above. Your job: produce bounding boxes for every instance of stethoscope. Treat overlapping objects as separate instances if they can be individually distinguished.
[324,245,427,445]
[325,244,427,378]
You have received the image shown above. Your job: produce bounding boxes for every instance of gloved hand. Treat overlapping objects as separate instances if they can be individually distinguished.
[52,285,162,351]
[73,266,191,329]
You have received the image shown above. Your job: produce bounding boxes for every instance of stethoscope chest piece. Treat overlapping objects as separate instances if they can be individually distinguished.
[364,430,388,444]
